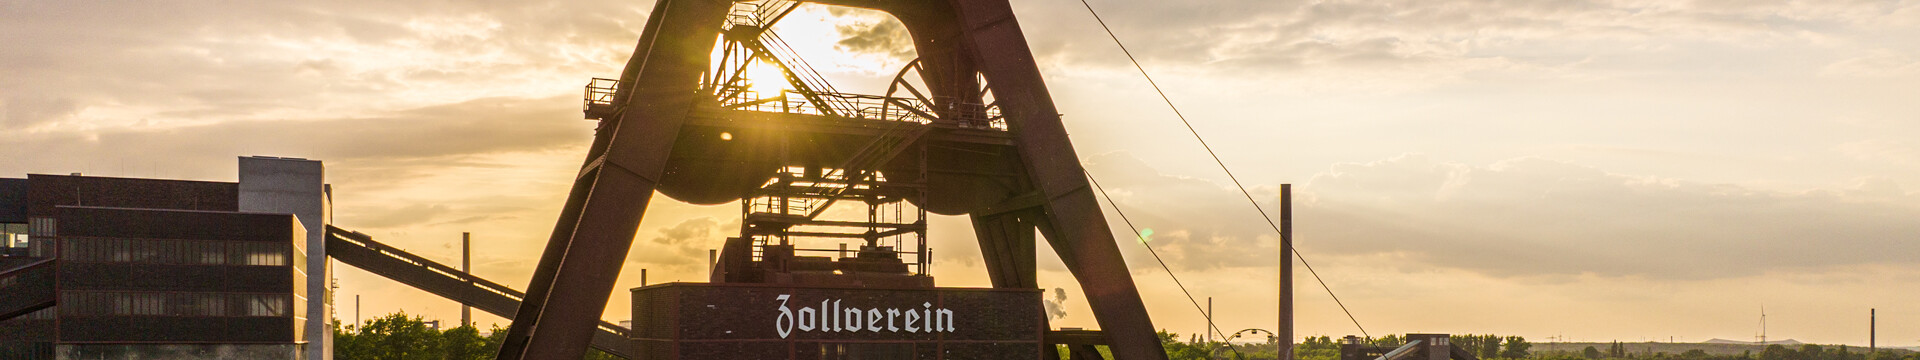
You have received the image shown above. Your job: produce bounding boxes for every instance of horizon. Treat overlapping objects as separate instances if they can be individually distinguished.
[4,0,1918,349]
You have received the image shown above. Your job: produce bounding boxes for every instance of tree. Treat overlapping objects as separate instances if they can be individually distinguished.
[442,325,490,360]
[335,312,446,360]
[1585,346,1604,359]
[1501,336,1531,359]
[1681,350,1710,360]
[1157,330,1212,360]
[1760,344,1799,360]
[334,313,615,360]
[1479,335,1503,359]
[1375,334,1405,348]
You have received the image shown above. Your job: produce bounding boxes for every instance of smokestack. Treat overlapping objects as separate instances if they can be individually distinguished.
[462,232,472,328]
[1871,308,1876,353]
[1280,184,1295,360]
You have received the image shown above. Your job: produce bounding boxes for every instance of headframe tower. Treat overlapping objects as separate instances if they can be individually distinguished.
[495,0,1169,359]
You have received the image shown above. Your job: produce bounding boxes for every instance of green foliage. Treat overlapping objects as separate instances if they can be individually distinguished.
[441,325,492,360]
[333,312,617,360]
[1376,335,1407,348]
[335,312,446,360]
[1531,340,1916,360]
[1504,336,1533,358]
[1299,335,1342,360]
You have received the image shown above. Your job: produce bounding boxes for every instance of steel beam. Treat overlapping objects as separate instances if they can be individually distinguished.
[497,1,731,359]
[943,0,1168,357]
[972,210,1038,289]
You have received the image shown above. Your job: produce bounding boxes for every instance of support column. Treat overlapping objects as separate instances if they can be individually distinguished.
[946,0,1168,357]
[1281,184,1295,360]
[461,232,471,328]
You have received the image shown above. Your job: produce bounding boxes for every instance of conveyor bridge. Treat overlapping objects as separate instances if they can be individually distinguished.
[323,226,632,359]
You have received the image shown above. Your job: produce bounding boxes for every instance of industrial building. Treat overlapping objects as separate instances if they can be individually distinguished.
[0,156,333,360]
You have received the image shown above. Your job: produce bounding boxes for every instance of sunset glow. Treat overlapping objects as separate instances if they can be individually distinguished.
[4,0,1918,350]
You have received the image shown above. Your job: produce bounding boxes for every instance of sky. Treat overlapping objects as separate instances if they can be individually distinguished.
[4,0,1919,347]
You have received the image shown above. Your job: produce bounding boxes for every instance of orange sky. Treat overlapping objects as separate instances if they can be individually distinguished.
[4,0,1919,347]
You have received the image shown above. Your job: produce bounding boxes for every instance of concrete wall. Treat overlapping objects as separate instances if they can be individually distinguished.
[237,156,331,360]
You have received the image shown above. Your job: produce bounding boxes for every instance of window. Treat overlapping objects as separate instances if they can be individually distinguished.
[28,217,54,237]
[2,223,26,248]
[60,238,288,266]
[246,293,289,317]
[59,291,290,317]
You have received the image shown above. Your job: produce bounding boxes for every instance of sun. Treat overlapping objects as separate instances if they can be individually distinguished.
[746,58,792,97]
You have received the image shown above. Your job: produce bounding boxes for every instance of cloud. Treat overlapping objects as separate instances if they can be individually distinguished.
[629,217,739,267]
[1,95,80,128]
[1086,152,1920,280]
[0,0,651,131]
[1820,49,1920,78]
[1835,139,1918,164]
[1082,152,1283,271]
[0,96,590,177]
[1308,154,1920,279]
[833,16,914,61]
[348,203,453,229]
[1002,0,1920,91]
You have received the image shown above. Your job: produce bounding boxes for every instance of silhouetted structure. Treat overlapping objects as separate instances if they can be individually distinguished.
[498,0,1168,359]
[0,157,331,360]
[1342,334,1481,360]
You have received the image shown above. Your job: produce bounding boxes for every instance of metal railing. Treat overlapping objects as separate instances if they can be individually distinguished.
[584,78,618,111]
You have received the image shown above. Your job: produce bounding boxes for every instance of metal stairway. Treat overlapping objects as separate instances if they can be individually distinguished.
[718,0,863,117]
[323,226,632,359]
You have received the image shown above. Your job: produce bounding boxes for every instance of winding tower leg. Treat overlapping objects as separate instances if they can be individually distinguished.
[495,0,730,359]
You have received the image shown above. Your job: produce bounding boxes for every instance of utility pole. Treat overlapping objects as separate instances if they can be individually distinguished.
[1280,184,1295,360]
[461,232,472,328]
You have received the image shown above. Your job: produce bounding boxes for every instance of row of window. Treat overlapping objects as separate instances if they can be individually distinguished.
[59,291,290,318]
[61,237,289,266]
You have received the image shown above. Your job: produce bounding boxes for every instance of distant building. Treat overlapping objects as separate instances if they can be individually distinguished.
[0,157,333,360]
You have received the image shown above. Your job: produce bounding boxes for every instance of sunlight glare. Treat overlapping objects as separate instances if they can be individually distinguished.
[746,59,791,97]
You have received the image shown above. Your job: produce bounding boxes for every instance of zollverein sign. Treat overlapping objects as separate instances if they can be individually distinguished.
[631,283,1042,359]
[773,295,957,338]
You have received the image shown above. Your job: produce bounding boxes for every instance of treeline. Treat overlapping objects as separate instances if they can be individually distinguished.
[332,312,618,360]
[1150,332,1534,360]
[1534,343,1920,360]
